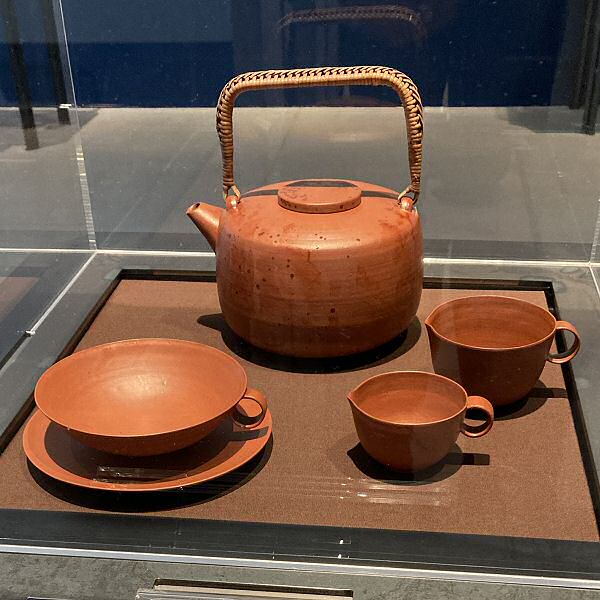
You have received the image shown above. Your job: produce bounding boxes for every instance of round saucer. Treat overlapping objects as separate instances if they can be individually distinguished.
[23,409,272,492]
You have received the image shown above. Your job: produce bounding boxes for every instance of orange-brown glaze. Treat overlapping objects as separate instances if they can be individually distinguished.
[425,295,581,406]
[190,179,423,357]
[348,371,493,473]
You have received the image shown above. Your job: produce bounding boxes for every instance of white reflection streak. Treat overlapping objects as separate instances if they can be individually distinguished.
[251,475,452,506]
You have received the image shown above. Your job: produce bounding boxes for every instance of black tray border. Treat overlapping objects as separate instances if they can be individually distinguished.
[2,268,600,579]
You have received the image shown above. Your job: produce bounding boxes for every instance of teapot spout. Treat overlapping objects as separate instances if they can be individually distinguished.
[186,202,223,251]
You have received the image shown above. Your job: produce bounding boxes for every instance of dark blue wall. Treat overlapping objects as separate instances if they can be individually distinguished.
[0,0,57,105]
[0,0,575,107]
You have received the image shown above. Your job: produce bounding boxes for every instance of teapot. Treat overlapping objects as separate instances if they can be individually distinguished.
[187,66,424,357]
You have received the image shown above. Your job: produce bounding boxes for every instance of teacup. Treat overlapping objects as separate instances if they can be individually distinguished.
[347,371,493,473]
[425,295,581,406]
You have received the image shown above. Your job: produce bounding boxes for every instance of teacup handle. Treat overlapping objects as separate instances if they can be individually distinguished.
[461,396,494,438]
[231,387,268,429]
[547,321,581,364]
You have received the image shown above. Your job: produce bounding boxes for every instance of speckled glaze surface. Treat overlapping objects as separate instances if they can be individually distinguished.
[187,67,425,358]
[425,295,581,406]
[348,371,493,473]
[188,179,423,357]
[34,338,267,456]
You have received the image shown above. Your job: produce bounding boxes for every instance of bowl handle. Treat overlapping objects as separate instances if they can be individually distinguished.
[216,66,423,203]
[461,396,494,438]
[231,387,268,429]
[547,321,581,364]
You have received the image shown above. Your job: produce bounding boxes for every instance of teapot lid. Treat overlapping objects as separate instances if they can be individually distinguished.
[277,180,361,214]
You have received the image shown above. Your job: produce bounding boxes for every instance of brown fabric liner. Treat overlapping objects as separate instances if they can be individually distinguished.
[0,281,597,542]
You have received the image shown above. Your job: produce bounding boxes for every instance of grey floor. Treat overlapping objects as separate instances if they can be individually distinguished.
[1,106,599,259]
[0,251,90,365]
[0,109,90,248]
[3,553,600,600]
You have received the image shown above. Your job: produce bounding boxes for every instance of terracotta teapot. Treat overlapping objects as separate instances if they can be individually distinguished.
[187,66,424,357]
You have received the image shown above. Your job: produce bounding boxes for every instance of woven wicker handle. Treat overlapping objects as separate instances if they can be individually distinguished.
[216,66,424,203]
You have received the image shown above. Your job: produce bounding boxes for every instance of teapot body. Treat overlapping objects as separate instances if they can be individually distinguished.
[188,67,426,357]
[215,179,423,357]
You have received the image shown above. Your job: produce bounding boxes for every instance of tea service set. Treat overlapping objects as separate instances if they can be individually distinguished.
[22,67,581,493]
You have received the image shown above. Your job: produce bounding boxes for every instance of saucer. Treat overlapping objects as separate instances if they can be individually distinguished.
[23,409,272,492]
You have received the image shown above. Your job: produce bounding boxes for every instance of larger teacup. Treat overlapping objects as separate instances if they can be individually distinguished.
[347,371,494,473]
[425,295,581,406]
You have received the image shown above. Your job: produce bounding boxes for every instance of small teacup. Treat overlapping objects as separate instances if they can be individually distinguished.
[347,371,493,473]
[425,295,581,406]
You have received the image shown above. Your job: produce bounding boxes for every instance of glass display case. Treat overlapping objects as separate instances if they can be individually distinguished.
[2,1,600,598]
